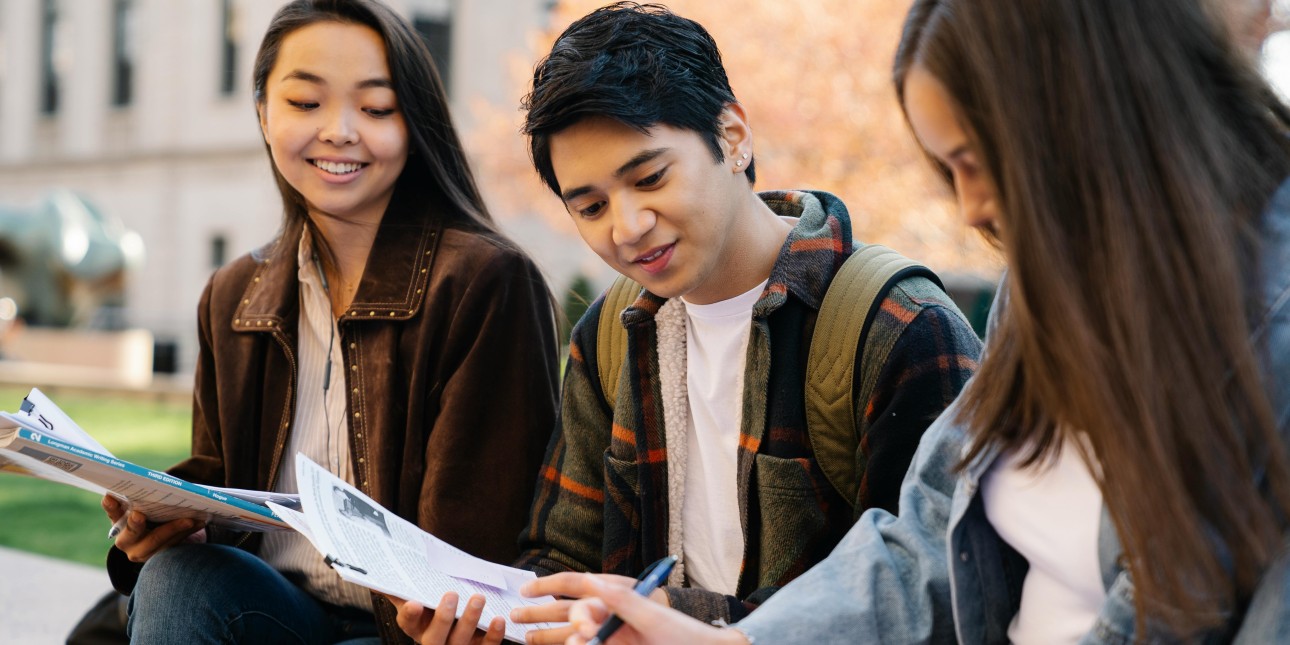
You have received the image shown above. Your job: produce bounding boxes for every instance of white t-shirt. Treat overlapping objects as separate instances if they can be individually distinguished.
[981,439,1107,644]
[679,279,767,595]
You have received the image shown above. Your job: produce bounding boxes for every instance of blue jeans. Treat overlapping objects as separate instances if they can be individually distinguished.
[127,543,380,644]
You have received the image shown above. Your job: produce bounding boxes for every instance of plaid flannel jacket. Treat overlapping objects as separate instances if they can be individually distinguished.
[517,190,983,623]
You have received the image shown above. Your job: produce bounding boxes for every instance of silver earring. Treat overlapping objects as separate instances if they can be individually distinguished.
[735,159,744,168]
[742,152,749,159]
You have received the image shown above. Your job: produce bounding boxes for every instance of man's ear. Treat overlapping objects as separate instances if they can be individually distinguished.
[718,102,753,166]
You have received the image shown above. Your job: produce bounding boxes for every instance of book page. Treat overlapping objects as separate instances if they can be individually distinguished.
[293,454,563,643]
[211,486,302,510]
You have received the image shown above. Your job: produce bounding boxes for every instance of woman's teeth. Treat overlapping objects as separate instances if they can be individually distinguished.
[312,160,364,175]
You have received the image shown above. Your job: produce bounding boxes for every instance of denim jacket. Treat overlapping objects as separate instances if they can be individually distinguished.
[736,178,1290,644]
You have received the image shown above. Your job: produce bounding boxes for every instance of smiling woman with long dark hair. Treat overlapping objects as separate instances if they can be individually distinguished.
[99,1,558,643]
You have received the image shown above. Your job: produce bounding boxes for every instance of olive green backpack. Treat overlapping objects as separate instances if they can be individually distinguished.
[596,243,951,514]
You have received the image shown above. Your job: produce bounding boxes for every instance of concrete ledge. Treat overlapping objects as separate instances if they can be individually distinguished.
[0,546,114,644]
[2,327,155,389]
[0,369,193,406]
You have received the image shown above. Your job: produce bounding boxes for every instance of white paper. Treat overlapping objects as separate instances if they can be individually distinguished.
[291,453,562,643]
[267,501,317,544]
[5,388,115,457]
[213,486,302,510]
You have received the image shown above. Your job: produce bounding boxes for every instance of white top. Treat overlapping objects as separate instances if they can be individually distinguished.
[678,279,766,595]
[258,229,371,610]
[981,438,1107,644]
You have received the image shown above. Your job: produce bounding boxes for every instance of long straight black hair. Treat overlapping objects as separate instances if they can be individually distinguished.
[252,0,508,250]
[895,0,1290,636]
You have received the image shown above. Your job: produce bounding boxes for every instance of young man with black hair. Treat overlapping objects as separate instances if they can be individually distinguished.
[393,3,981,643]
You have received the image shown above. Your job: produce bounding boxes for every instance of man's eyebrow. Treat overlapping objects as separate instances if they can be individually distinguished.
[613,148,668,179]
[560,148,670,203]
[561,186,594,203]
[280,70,393,90]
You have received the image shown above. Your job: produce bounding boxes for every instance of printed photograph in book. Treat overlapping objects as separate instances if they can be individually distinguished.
[269,453,566,644]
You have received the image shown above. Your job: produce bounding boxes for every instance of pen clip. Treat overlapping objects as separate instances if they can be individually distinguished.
[324,554,369,575]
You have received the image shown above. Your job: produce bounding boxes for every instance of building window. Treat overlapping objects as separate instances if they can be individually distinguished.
[111,0,134,107]
[210,235,227,269]
[413,16,452,94]
[220,0,239,96]
[40,0,60,114]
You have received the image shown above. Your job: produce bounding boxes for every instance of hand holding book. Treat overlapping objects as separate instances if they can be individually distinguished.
[0,388,293,533]
[103,494,207,562]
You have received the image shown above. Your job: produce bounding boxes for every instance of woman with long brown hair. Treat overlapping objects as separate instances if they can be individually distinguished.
[542,0,1290,642]
[100,1,558,643]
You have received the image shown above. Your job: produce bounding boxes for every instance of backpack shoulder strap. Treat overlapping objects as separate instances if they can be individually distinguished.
[596,274,642,406]
[806,244,943,512]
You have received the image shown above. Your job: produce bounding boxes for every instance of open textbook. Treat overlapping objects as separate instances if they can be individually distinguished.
[0,388,293,532]
[268,453,563,643]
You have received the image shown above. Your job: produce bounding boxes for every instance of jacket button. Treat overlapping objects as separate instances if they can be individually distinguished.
[350,365,357,371]
[353,412,361,419]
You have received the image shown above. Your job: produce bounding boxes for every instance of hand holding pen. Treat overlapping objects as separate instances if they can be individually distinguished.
[102,494,206,562]
[562,555,753,645]
[585,555,678,645]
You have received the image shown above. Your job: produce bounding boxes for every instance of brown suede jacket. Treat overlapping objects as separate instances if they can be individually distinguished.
[107,193,560,644]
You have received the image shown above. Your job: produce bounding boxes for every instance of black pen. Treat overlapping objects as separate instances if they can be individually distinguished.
[587,554,678,645]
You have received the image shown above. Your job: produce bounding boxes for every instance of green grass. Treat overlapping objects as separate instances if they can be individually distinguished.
[0,387,191,565]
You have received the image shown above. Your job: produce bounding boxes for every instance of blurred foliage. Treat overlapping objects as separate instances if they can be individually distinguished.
[462,0,1004,279]
[0,387,190,565]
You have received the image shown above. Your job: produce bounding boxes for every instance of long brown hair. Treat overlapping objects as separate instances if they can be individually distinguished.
[895,0,1290,635]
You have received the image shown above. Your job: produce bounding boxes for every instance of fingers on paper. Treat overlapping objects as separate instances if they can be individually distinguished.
[447,594,488,645]
[101,495,125,521]
[117,514,202,563]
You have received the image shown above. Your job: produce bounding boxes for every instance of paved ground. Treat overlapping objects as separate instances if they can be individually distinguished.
[0,546,115,644]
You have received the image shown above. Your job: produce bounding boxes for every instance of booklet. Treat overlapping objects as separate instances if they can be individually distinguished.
[269,453,563,643]
[0,388,293,532]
